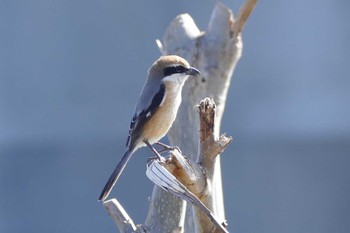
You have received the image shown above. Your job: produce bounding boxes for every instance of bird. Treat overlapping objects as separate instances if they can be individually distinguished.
[99,55,200,201]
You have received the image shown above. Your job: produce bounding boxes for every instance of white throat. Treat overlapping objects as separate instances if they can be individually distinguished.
[160,73,189,108]
[163,73,189,85]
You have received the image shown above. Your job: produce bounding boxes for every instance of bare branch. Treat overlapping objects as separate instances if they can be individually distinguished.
[103,199,146,233]
[198,98,232,173]
[233,0,258,37]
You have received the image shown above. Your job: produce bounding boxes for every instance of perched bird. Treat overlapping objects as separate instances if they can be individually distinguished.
[99,55,200,201]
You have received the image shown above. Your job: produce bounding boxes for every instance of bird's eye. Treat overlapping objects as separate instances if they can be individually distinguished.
[164,65,187,76]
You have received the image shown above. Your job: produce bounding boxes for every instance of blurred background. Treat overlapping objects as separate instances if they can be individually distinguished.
[1,0,350,232]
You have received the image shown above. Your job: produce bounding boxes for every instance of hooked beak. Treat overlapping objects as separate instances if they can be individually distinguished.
[186,67,200,76]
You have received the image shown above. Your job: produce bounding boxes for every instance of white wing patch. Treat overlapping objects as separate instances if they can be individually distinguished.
[159,91,166,107]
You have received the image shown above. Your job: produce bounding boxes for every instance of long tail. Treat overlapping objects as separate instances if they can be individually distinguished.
[99,150,133,201]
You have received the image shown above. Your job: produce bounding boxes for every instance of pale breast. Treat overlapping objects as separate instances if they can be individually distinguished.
[141,81,183,144]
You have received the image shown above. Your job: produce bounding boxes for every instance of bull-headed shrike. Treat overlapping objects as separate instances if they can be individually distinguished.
[99,55,200,201]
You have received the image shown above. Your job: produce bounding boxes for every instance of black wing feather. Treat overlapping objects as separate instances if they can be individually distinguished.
[126,83,165,149]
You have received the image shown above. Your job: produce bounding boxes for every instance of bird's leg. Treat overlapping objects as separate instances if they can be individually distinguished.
[156,141,182,154]
[144,140,163,161]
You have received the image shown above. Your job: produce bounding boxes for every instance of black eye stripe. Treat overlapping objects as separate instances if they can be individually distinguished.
[163,65,187,77]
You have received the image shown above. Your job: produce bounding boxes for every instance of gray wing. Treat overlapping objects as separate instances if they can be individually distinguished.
[125,81,165,150]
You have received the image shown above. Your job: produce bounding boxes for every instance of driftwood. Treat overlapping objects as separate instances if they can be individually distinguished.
[102,1,257,232]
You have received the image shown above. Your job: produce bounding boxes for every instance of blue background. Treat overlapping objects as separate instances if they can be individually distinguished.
[1,1,350,232]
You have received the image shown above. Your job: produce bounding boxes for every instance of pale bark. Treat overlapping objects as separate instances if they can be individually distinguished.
[103,199,146,233]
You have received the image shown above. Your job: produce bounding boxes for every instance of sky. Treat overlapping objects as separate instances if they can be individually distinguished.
[1,1,350,233]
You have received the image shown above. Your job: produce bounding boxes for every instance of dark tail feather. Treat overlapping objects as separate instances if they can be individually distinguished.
[98,150,133,201]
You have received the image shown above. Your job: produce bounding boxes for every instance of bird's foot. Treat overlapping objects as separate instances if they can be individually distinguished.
[156,142,182,154]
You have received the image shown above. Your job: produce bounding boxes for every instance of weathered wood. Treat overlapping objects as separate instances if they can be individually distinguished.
[194,98,232,233]
[145,152,229,233]
[103,199,145,233]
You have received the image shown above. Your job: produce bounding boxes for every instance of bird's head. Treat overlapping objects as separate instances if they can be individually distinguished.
[148,55,200,82]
